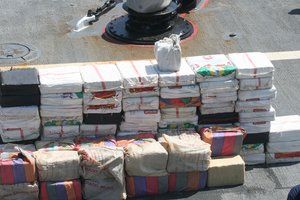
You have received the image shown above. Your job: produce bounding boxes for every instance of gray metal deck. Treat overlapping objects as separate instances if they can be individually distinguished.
[0,0,299,199]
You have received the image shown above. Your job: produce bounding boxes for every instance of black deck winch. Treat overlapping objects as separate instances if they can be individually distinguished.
[75,0,196,45]
[105,2,194,44]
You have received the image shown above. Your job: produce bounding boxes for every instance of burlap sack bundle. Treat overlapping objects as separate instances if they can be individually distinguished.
[162,133,211,172]
[79,147,124,185]
[34,150,80,181]
[124,138,168,176]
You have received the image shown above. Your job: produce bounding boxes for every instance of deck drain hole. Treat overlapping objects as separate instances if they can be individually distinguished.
[0,43,40,66]
[229,33,237,38]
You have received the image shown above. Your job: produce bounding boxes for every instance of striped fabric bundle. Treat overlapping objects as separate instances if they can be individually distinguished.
[35,139,75,151]
[0,150,36,184]
[168,171,208,192]
[74,136,116,150]
[199,126,246,157]
[40,180,82,200]
[126,175,168,198]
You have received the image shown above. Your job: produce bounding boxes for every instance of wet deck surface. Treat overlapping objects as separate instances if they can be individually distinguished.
[1,0,300,199]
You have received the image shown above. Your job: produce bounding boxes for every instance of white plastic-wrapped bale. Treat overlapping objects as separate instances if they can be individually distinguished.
[122,96,159,111]
[0,106,40,142]
[200,102,235,115]
[41,92,83,106]
[80,124,117,137]
[41,125,79,141]
[238,86,277,101]
[235,100,271,113]
[227,52,274,79]
[269,115,300,143]
[239,106,276,123]
[80,63,123,92]
[116,60,158,89]
[155,59,196,87]
[38,66,83,94]
[160,85,200,99]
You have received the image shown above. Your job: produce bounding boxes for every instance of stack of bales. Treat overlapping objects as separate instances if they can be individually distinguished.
[80,64,123,131]
[75,136,125,199]
[197,126,246,187]
[158,130,211,193]
[116,60,160,135]
[0,68,40,107]
[186,54,239,125]
[0,68,40,143]
[155,59,199,130]
[34,149,82,200]
[0,144,39,200]
[34,139,81,200]
[228,52,276,165]
[38,67,83,140]
[267,115,300,164]
[118,136,168,198]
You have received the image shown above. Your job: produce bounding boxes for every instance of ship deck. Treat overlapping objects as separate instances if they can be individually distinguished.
[1,0,300,199]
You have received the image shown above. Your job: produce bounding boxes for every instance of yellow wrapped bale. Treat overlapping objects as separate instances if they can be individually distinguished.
[208,155,245,188]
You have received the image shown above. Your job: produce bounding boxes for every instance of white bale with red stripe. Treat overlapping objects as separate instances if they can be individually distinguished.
[238,86,277,101]
[239,106,276,123]
[38,67,83,94]
[201,91,237,103]
[161,107,196,119]
[41,125,79,141]
[122,86,159,98]
[239,77,273,90]
[235,100,271,113]
[154,59,195,87]
[200,102,235,115]
[227,52,274,79]
[199,79,239,93]
[160,85,200,98]
[122,96,159,111]
[83,101,122,114]
[0,106,40,142]
[124,110,161,123]
[40,105,83,125]
[116,60,159,89]
[237,122,271,134]
[119,121,158,132]
[80,124,117,137]
[83,91,122,105]
[269,115,300,143]
[80,64,123,92]
[41,92,83,106]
